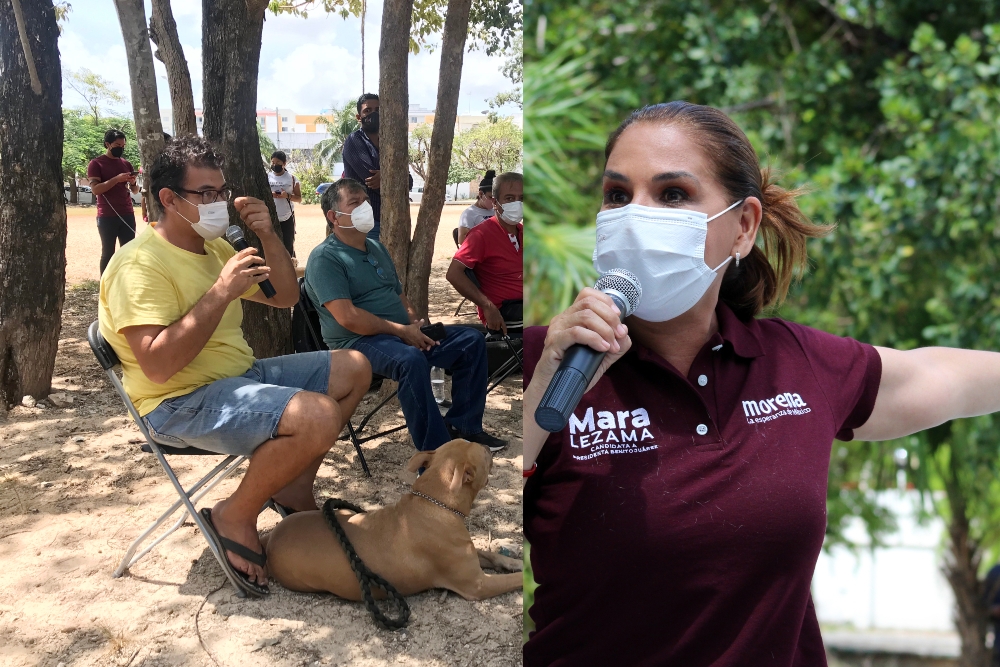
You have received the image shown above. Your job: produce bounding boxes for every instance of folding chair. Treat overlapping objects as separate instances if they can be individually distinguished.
[294,278,406,476]
[451,228,479,318]
[86,321,254,596]
[485,330,523,394]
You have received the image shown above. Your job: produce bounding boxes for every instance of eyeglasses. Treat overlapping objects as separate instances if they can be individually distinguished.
[366,254,386,279]
[175,188,232,205]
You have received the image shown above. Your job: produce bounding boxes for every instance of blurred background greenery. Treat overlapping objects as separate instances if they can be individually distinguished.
[524,1,1000,660]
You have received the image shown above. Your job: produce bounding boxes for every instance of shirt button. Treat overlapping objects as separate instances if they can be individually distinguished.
[696,424,709,436]
[697,374,708,386]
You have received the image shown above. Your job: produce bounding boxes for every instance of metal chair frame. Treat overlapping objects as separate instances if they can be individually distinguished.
[295,283,405,477]
[485,332,523,394]
[86,321,252,596]
[451,228,481,318]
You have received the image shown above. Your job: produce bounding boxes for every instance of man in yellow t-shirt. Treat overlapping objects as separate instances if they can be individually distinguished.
[98,136,371,598]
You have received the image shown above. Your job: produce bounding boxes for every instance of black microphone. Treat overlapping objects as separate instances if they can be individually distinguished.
[225,225,276,299]
[534,269,642,433]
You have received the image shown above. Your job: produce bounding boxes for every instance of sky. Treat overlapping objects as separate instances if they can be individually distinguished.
[58,0,520,119]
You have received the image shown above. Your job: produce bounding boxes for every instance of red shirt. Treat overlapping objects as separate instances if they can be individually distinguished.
[452,216,523,325]
[522,303,882,667]
[87,154,135,218]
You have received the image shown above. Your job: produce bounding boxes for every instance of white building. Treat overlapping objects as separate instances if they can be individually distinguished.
[812,490,955,632]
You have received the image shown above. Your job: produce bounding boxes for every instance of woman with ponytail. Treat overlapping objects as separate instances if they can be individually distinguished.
[522,101,1000,666]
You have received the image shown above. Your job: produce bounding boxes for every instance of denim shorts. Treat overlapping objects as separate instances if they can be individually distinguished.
[142,351,332,456]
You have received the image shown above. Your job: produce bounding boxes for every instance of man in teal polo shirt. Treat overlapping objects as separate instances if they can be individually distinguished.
[304,179,506,452]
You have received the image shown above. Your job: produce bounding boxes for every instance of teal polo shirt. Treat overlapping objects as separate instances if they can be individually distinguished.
[304,235,410,349]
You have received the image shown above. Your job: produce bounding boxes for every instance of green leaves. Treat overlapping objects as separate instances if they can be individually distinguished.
[523,40,633,321]
[62,109,140,180]
[451,117,522,174]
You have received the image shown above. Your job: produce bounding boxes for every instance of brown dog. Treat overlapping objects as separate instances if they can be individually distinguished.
[262,439,523,601]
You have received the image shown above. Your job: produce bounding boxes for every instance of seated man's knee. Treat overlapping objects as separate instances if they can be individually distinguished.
[334,349,372,387]
[281,391,340,443]
[452,327,485,353]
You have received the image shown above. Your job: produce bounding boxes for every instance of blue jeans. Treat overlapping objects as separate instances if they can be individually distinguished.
[366,223,380,242]
[350,326,487,451]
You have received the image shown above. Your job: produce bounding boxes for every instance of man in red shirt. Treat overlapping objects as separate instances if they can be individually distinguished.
[447,171,523,333]
[88,129,139,274]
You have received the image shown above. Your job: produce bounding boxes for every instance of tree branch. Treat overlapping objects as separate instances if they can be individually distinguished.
[10,0,42,95]
[813,0,860,48]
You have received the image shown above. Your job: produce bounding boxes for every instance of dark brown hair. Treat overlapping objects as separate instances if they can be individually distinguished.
[149,135,225,207]
[605,101,832,320]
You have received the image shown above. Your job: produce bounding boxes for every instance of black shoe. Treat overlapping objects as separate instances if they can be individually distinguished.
[447,425,508,452]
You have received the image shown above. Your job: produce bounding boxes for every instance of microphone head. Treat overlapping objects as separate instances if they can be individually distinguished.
[224,225,244,244]
[595,269,641,318]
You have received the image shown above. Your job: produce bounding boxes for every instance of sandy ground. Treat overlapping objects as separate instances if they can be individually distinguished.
[0,203,523,667]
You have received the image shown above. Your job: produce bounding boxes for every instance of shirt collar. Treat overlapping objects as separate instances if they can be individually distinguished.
[715,300,766,359]
[355,128,378,154]
[630,300,765,372]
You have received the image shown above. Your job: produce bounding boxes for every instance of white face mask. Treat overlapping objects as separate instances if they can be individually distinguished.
[498,200,523,224]
[176,196,230,240]
[593,199,743,322]
[336,200,375,234]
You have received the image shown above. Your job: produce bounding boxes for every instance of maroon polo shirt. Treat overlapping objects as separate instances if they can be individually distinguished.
[87,154,135,218]
[523,302,882,667]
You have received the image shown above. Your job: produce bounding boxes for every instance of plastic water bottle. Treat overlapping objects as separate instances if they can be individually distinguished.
[431,367,446,404]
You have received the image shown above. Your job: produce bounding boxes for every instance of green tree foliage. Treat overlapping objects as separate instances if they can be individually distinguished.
[526,1,1000,657]
[408,122,434,181]
[258,124,277,164]
[486,32,523,121]
[267,0,520,54]
[313,100,359,167]
[62,109,140,183]
[281,148,331,205]
[446,159,479,198]
[64,68,127,125]
[452,117,522,174]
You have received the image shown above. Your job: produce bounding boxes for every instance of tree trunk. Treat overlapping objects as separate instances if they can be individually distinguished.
[203,0,291,359]
[69,176,78,204]
[113,0,165,222]
[149,0,197,137]
[944,476,992,667]
[377,0,415,289]
[0,0,66,409]
[406,0,473,317]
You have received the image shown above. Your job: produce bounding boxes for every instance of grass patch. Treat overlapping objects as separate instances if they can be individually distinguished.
[69,279,99,294]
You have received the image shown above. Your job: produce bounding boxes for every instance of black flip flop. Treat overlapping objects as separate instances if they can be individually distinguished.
[266,499,299,519]
[199,508,270,597]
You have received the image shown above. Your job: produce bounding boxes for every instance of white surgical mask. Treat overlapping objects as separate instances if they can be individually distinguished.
[498,200,523,224]
[593,199,743,322]
[176,196,230,240]
[336,200,375,234]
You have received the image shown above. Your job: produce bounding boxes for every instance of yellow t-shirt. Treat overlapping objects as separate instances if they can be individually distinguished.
[98,225,259,416]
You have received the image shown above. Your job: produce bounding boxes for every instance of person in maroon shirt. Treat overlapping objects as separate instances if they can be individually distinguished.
[88,128,139,274]
[522,101,1000,666]
[447,171,524,334]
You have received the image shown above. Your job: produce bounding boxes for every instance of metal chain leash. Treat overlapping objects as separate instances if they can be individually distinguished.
[322,498,411,630]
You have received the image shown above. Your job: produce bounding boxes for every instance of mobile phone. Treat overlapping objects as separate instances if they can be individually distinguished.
[420,322,446,342]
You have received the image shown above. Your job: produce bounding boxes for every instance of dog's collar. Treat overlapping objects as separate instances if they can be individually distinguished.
[410,490,467,519]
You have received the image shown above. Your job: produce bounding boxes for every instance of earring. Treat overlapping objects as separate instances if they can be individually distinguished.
[735,251,740,268]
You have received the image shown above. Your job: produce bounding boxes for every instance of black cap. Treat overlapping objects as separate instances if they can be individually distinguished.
[479,170,496,192]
